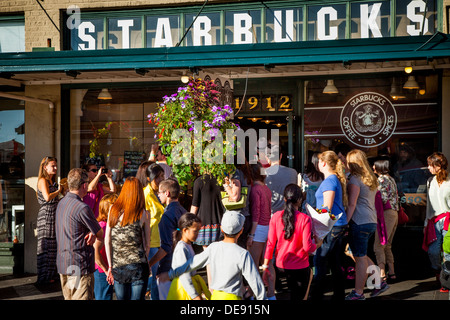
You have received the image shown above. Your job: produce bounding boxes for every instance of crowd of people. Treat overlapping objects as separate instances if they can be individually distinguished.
[34,143,450,300]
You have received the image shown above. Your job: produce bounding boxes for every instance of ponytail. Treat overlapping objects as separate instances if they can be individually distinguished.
[282,184,304,240]
[319,151,348,208]
[428,152,449,185]
[335,159,348,208]
[172,213,202,250]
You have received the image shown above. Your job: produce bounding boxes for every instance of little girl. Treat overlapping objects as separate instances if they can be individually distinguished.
[93,193,118,300]
[166,213,211,300]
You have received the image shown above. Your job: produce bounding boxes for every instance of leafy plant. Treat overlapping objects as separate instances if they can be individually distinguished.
[148,77,239,189]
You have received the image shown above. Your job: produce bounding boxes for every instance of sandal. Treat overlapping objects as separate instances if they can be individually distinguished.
[387,274,397,282]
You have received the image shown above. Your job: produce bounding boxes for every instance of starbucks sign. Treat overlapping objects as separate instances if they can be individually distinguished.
[340,92,397,148]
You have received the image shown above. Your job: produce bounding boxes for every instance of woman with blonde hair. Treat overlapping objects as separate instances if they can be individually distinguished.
[36,156,62,285]
[311,150,348,301]
[105,177,151,300]
[345,149,381,300]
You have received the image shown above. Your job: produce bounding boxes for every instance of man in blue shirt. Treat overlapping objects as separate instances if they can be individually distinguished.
[148,178,186,300]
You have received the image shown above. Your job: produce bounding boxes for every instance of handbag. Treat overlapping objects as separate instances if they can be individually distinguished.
[221,187,248,210]
[398,206,409,225]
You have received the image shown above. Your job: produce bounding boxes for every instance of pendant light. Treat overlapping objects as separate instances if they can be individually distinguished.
[403,76,419,90]
[389,78,405,100]
[323,80,339,94]
[98,88,112,100]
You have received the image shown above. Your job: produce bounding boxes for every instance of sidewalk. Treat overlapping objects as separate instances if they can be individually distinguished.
[0,272,448,301]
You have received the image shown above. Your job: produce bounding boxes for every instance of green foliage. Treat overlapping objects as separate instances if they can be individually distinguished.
[148,77,239,189]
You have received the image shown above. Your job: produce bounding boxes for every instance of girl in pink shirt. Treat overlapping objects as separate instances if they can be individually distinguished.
[263,184,322,300]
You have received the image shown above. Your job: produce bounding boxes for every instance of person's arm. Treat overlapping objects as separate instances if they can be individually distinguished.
[176,245,201,300]
[346,183,360,223]
[87,168,103,192]
[159,246,210,282]
[38,178,61,202]
[102,169,116,194]
[104,214,114,285]
[302,217,319,253]
[224,177,241,202]
[149,143,159,161]
[247,187,260,248]
[148,248,167,268]
[242,251,266,300]
[142,210,151,258]
[94,231,108,273]
[321,190,335,211]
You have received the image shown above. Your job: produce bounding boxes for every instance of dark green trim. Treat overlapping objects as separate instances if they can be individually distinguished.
[2,35,449,74]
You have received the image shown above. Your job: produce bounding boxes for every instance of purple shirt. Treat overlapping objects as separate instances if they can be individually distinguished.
[56,192,101,275]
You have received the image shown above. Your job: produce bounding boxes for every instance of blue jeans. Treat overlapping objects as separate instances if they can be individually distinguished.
[114,278,148,300]
[311,225,348,300]
[94,269,113,300]
[147,247,160,300]
[428,218,449,271]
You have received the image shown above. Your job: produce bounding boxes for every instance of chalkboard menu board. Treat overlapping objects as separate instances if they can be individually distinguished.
[123,151,146,178]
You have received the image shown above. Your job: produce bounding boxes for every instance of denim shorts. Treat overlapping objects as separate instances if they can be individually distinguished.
[254,224,269,243]
[348,222,377,257]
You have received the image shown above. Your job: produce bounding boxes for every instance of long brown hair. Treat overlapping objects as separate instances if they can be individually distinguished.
[427,152,449,184]
[108,177,145,228]
[38,156,57,183]
[346,149,379,191]
[319,151,348,207]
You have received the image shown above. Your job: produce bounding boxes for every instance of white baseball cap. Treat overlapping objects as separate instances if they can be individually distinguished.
[221,210,245,235]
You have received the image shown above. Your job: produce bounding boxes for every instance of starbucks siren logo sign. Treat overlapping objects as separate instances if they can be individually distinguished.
[340,92,397,148]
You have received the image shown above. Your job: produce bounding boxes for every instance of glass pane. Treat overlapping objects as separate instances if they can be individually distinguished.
[225,10,261,44]
[108,17,142,49]
[184,12,221,46]
[0,100,25,242]
[71,18,104,50]
[0,19,25,53]
[304,74,439,226]
[308,4,346,40]
[266,7,303,42]
[71,87,179,185]
[351,1,391,38]
[396,0,436,36]
[146,15,180,48]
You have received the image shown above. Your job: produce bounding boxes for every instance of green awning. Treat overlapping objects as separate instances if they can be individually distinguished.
[0,34,449,74]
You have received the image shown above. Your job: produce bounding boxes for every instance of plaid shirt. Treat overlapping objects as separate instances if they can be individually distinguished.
[56,192,101,275]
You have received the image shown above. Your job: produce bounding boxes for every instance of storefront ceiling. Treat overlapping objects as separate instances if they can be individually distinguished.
[0,34,449,86]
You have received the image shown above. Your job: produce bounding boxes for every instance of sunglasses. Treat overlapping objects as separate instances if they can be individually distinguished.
[89,168,98,173]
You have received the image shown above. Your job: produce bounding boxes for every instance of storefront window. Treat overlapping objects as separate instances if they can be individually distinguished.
[304,74,439,226]
[0,16,25,53]
[351,1,391,38]
[70,18,104,50]
[70,86,179,185]
[108,17,142,49]
[307,4,346,41]
[146,15,180,48]
[225,10,262,44]
[266,7,303,43]
[395,0,436,36]
[184,12,221,46]
[0,99,25,242]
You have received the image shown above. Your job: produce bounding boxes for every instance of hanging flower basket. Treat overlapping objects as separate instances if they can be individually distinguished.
[147,77,239,189]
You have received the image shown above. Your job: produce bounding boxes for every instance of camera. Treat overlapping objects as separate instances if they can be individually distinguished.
[102,168,108,174]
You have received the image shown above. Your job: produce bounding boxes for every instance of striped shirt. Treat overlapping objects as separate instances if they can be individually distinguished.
[56,192,101,275]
